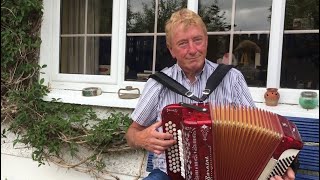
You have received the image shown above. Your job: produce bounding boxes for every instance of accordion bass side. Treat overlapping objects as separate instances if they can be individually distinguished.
[162,103,303,180]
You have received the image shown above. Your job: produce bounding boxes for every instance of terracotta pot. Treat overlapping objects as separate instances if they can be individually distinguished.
[264,88,280,106]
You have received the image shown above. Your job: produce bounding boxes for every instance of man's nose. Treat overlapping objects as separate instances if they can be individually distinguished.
[188,42,197,54]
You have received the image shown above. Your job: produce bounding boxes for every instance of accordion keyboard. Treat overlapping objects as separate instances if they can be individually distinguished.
[164,121,182,174]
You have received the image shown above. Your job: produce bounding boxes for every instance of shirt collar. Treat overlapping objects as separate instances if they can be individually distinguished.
[175,59,208,80]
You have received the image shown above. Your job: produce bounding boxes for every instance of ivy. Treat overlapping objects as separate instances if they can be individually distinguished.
[1,1,131,179]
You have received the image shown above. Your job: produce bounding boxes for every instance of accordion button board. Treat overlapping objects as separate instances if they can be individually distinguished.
[164,121,181,173]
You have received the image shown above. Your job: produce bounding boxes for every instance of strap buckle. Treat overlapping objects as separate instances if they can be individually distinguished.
[202,89,211,95]
[185,91,194,97]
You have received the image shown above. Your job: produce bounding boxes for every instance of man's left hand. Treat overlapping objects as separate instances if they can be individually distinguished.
[269,167,295,180]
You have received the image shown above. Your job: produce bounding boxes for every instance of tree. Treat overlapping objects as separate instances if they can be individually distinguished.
[199,1,231,31]
[127,0,187,33]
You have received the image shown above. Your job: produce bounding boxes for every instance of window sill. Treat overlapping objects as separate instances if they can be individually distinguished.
[43,89,319,119]
[255,102,319,119]
[43,89,139,109]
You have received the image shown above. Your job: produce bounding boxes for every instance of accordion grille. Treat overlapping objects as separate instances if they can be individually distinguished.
[210,105,283,180]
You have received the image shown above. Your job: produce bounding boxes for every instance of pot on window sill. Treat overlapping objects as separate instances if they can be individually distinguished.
[264,88,280,106]
[299,91,318,110]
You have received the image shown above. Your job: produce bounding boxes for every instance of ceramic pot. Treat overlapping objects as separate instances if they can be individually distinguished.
[264,88,280,106]
[299,91,318,109]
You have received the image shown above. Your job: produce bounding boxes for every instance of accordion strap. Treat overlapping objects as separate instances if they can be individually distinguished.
[149,64,233,102]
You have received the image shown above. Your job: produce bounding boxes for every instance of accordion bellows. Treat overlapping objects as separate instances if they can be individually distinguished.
[162,103,303,180]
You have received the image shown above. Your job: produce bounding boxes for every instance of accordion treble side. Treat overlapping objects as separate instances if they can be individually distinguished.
[162,103,303,180]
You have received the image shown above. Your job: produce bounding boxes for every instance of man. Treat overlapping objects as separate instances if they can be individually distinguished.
[125,8,296,180]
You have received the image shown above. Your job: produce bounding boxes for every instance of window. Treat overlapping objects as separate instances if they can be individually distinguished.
[125,0,187,82]
[60,0,113,76]
[198,0,273,87]
[281,0,319,89]
[40,0,319,114]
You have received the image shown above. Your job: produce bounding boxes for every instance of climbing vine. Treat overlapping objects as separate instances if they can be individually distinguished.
[1,1,131,179]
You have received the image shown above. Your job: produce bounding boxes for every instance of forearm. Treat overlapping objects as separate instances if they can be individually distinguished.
[125,121,144,149]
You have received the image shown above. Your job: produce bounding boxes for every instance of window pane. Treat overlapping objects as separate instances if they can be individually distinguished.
[281,34,319,89]
[199,0,232,31]
[125,36,154,81]
[61,0,86,34]
[87,0,113,34]
[233,34,270,87]
[234,0,272,31]
[284,0,319,30]
[127,0,155,33]
[157,0,187,32]
[85,37,111,75]
[155,36,175,71]
[60,37,85,74]
[206,35,230,63]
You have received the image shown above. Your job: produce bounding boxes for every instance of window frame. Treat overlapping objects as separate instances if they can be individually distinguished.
[40,0,319,118]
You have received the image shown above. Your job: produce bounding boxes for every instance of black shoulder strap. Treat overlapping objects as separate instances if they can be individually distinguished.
[149,64,233,102]
[200,64,233,101]
[148,72,202,102]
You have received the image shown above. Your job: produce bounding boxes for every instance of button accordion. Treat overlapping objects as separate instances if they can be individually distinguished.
[162,103,303,180]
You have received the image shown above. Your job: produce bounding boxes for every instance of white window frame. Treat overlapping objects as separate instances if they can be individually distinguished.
[40,0,319,119]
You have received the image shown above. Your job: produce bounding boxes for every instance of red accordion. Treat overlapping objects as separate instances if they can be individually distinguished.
[162,103,303,180]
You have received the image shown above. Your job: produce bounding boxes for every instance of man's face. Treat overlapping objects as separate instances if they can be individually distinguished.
[168,24,208,74]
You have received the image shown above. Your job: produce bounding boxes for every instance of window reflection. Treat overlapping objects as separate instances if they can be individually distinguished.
[233,34,270,87]
[127,0,155,33]
[157,0,187,32]
[156,36,175,71]
[126,0,186,81]
[284,0,319,30]
[234,0,272,31]
[198,0,232,31]
[127,0,186,33]
[206,35,230,63]
[282,0,319,90]
[281,34,319,89]
[125,37,154,81]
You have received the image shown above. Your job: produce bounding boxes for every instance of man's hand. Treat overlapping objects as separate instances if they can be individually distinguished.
[269,167,295,180]
[125,121,176,155]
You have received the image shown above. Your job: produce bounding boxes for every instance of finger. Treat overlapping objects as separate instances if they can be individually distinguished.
[154,131,175,140]
[149,140,176,155]
[271,175,283,180]
[284,167,295,179]
[152,138,176,148]
[151,120,163,129]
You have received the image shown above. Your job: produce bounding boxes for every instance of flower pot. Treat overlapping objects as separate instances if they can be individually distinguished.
[264,88,280,106]
[299,91,318,109]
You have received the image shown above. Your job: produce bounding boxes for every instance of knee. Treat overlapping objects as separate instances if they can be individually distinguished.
[143,169,170,180]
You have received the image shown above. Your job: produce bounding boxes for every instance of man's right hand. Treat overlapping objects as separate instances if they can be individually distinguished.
[125,120,176,155]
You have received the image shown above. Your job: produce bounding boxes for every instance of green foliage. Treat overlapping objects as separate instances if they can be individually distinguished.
[1,0,131,178]
[88,112,131,146]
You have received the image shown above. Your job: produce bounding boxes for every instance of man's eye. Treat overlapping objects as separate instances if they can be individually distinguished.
[194,38,203,44]
[178,42,188,47]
